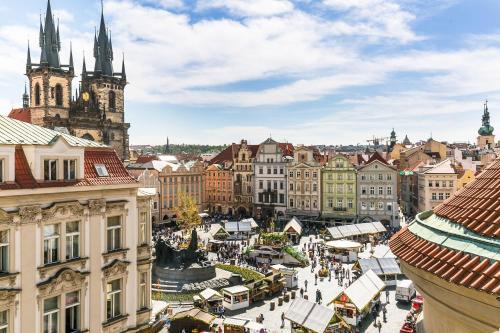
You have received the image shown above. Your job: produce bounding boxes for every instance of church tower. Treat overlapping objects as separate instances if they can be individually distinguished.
[26,0,74,126]
[477,100,495,149]
[71,2,130,161]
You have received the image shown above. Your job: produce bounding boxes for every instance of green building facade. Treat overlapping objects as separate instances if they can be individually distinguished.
[321,154,357,223]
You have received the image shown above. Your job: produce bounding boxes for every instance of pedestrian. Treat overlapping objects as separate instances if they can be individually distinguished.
[304,279,308,292]
[386,289,390,303]
[315,273,318,285]
[281,311,285,328]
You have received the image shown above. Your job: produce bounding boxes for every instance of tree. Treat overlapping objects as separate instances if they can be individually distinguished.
[174,192,202,231]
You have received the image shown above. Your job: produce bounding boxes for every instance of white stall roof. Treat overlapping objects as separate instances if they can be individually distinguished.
[225,221,252,233]
[325,240,363,250]
[358,258,401,276]
[241,218,259,229]
[336,270,385,311]
[327,222,387,240]
[200,288,222,301]
[284,217,303,235]
[285,298,335,333]
[223,285,249,294]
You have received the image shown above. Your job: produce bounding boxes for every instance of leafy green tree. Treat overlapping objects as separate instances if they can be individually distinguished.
[174,192,202,231]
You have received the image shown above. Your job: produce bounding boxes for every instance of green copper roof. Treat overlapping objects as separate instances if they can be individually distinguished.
[409,212,500,261]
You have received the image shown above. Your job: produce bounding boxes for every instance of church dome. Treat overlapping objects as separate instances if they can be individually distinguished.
[478,124,494,136]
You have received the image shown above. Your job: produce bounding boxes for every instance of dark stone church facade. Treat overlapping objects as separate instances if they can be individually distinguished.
[12,0,130,161]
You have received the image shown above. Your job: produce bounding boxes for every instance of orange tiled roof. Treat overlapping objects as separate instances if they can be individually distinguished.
[390,228,499,294]
[135,155,159,164]
[8,108,32,123]
[82,149,137,186]
[433,157,500,238]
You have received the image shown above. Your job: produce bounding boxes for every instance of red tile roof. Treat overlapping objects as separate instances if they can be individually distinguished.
[279,143,294,157]
[135,155,159,164]
[366,151,390,165]
[390,228,500,294]
[8,108,32,124]
[82,149,137,186]
[433,157,500,238]
[1,147,136,190]
[210,143,259,165]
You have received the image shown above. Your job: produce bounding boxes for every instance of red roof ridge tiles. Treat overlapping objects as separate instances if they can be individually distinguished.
[8,108,32,124]
[433,156,500,238]
[390,228,500,294]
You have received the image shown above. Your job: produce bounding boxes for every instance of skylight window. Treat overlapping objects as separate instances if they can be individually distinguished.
[95,164,109,177]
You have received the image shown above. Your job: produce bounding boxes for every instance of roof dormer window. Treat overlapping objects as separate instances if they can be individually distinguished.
[95,164,109,177]
[44,159,58,181]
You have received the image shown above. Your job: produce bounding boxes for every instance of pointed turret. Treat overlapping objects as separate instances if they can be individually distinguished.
[82,53,87,76]
[93,2,114,76]
[56,19,61,51]
[121,53,126,81]
[26,42,32,72]
[39,15,44,47]
[39,0,61,68]
[69,42,74,72]
[22,83,29,109]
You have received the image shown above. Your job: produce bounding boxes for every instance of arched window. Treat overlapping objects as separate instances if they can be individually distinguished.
[109,90,116,111]
[34,83,41,106]
[55,84,63,107]
[81,133,94,141]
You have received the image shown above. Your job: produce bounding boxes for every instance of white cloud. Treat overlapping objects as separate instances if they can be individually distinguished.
[323,0,419,43]
[197,0,294,17]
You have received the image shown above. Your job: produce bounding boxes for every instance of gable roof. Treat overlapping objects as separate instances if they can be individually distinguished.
[8,108,31,123]
[0,115,105,148]
[284,217,303,235]
[285,297,335,333]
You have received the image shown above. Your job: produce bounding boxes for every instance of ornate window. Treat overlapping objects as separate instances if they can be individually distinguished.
[0,310,7,333]
[44,159,58,181]
[63,160,76,181]
[35,83,41,106]
[109,91,116,111]
[107,217,122,252]
[139,272,148,309]
[106,279,122,320]
[55,84,63,107]
[0,231,8,273]
[43,224,60,265]
[65,291,80,332]
[66,222,80,260]
[43,296,59,333]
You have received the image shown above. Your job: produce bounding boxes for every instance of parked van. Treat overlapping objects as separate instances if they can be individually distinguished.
[395,279,416,302]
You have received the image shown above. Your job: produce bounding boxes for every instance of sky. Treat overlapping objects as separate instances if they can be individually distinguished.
[1,0,500,146]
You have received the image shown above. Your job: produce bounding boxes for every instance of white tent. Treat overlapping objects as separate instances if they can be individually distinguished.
[325,239,363,250]
[336,270,385,311]
[284,217,303,235]
[285,298,335,333]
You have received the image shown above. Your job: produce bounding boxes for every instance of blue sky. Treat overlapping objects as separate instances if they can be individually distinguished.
[1,0,500,146]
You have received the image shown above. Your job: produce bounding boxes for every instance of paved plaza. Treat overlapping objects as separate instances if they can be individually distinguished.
[161,223,412,332]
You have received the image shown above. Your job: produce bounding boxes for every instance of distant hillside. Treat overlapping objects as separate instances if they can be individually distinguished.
[131,144,228,156]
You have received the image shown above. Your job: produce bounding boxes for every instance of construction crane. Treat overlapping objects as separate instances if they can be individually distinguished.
[366,135,389,146]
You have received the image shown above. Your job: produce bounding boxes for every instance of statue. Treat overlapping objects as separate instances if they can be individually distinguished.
[154,229,207,269]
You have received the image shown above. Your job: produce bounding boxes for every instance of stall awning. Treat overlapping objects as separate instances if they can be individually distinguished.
[325,239,363,250]
[327,222,387,240]
[223,317,248,327]
[200,288,223,302]
[357,258,401,276]
[225,221,252,233]
[285,298,335,333]
[223,285,249,294]
[171,308,216,325]
[332,270,385,311]
[241,218,259,229]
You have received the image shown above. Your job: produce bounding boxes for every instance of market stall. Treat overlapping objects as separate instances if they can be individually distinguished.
[330,270,385,327]
[263,271,286,295]
[223,317,267,333]
[324,239,363,263]
[285,298,338,333]
[222,285,250,311]
[199,288,224,313]
[271,264,299,289]
[225,221,252,240]
[169,308,216,333]
[248,245,284,264]
[244,279,269,303]
[211,225,229,240]
[326,222,386,242]
[353,258,402,286]
[283,217,303,244]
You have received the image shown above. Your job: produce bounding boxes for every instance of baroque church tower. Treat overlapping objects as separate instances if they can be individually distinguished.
[22,0,130,161]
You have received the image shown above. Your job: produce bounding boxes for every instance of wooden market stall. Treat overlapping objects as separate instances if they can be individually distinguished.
[271,264,299,289]
[210,225,229,241]
[330,270,385,328]
[285,298,338,333]
[352,257,402,286]
[263,271,286,295]
[244,279,269,303]
[169,308,216,333]
[283,217,303,244]
[223,317,267,333]
[248,245,284,265]
[222,285,250,311]
[199,288,224,313]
